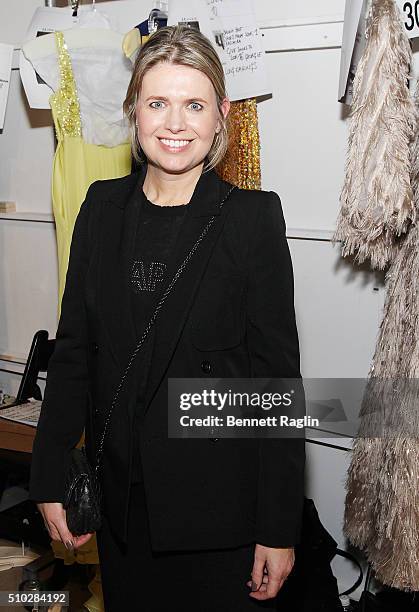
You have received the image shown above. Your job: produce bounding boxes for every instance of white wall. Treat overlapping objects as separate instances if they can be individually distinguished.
[1,0,390,599]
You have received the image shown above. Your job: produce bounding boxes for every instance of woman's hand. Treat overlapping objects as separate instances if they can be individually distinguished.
[246,543,295,601]
[36,502,94,550]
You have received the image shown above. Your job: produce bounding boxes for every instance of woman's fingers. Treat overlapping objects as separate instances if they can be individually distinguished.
[246,574,269,588]
[36,503,95,550]
[72,533,94,548]
[37,502,75,549]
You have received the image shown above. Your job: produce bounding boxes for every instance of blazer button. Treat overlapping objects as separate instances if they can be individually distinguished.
[210,438,219,443]
[92,342,99,353]
[201,360,211,373]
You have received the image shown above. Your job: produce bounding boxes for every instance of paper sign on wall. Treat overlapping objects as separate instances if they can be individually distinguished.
[0,43,13,130]
[395,0,419,38]
[168,0,271,101]
[338,0,369,105]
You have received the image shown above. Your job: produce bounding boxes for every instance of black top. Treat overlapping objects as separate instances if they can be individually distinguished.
[130,193,188,482]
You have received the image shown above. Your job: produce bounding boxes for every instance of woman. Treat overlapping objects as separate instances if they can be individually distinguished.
[29,25,305,611]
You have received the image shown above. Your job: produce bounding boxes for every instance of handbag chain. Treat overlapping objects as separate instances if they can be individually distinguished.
[93,185,237,477]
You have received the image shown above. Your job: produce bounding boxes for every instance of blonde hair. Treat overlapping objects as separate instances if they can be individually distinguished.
[123,25,229,171]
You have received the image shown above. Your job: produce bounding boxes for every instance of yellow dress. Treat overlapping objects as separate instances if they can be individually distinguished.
[50,30,131,313]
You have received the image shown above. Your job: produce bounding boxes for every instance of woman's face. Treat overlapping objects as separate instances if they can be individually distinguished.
[135,61,230,175]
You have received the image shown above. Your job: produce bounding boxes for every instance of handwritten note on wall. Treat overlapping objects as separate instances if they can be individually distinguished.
[168,0,270,101]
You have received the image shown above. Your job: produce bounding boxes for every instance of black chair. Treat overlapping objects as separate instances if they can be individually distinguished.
[0,330,55,499]
[0,330,55,546]
[0,330,75,593]
[13,329,55,405]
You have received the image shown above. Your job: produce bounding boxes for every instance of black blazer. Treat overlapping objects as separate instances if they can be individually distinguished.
[29,164,305,552]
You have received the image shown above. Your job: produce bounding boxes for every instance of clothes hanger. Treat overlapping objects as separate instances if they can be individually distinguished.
[148,1,168,34]
[76,0,112,30]
[23,0,114,62]
[69,0,111,30]
[124,6,167,59]
[130,1,168,34]
[148,7,168,35]
[70,0,80,18]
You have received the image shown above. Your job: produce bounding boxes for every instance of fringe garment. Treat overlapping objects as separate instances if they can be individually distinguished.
[344,79,419,591]
[333,0,417,270]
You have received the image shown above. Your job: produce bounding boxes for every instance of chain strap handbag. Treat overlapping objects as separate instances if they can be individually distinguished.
[63,185,236,536]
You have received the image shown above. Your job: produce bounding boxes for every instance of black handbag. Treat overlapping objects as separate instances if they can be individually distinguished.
[63,185,236,536]
[275,498,363,611]
[63,446,102,535]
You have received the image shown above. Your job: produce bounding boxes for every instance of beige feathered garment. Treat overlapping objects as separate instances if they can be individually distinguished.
[333,0,417,270]
[344,76,419,590]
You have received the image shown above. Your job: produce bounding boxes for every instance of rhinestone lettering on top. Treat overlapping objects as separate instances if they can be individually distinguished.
[131,260,167,292]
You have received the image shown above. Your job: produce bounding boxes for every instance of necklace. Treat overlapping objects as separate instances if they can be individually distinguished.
[146,198,189,208]
[153,203,188,207]
[143,189,188,207]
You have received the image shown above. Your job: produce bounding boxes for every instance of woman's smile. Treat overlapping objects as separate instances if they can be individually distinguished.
[157,137,194,153]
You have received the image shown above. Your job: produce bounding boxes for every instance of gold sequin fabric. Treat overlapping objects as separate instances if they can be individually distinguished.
[50,31,82,138]
[216,98,261,190]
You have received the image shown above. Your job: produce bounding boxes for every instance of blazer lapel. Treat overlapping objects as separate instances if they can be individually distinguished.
[98,166,147,372]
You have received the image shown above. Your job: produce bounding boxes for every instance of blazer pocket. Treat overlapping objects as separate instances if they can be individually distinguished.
[190,273,245,351]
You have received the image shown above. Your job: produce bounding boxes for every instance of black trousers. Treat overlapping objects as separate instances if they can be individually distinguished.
[95,479,289,611]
